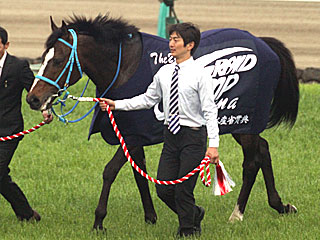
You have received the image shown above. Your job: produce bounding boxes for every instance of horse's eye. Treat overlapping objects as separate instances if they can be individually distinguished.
[52,58,64,65]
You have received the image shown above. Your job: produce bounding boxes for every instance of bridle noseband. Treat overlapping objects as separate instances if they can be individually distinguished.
[35,29,83,93]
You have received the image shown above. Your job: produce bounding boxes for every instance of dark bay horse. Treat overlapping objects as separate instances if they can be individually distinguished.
[26,15,299,230]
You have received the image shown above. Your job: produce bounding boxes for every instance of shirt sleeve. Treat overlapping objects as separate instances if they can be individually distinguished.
[115,73,162,111]
[198,68,220,148]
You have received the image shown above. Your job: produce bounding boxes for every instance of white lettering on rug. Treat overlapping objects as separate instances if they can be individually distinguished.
[197,47,258,126]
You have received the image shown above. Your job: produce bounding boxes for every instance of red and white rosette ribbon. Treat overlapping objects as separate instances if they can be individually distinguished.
[213,161,235,195]
[0,121,46,142]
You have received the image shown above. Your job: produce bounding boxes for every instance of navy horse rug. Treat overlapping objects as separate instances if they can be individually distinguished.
[89,28,280,146]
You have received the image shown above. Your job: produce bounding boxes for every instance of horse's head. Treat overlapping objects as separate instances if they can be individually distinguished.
[27,14,142,111]
[27,17,83,111]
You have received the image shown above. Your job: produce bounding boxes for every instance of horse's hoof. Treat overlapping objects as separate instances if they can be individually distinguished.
[284,204,298,214]
[229,213,243,223]
[145,215,157,224]
[92,225,107,233]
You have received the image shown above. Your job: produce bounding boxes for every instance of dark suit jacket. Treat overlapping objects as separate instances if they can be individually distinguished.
[0,53,34,139]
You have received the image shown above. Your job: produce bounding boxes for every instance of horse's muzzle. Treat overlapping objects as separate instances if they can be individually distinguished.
[26,94,42,110]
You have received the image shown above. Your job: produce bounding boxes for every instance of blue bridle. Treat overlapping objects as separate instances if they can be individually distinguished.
[36,29,83,92]
[35,28,122,123]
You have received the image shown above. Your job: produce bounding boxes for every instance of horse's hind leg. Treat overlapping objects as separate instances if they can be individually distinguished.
[229,134,297,223]
[259,136,297,214]
[93,146,127,230]
[229,134,262,222]
[129,146,157,224]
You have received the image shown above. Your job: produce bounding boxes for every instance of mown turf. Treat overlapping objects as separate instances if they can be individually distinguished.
[1,81,319,239]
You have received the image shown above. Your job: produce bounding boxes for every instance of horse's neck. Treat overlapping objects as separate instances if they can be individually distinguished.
[115,33,142,88]
[87,33,143,94]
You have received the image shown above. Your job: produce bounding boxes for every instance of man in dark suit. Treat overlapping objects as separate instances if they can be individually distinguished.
[0,26,52,221]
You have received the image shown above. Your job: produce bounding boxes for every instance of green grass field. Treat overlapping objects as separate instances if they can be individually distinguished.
[1,81,319,240]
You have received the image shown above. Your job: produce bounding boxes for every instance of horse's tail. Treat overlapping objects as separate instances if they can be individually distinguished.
[260,37,299,129]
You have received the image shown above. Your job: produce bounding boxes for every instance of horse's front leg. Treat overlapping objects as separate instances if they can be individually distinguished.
[259,136,297,214]
[229,134,261,222]
[129,146,157,224]
[93,146,127,231]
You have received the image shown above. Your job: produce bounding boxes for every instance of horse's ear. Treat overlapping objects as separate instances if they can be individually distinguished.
[61,20,67,28]
[50,16,58,32]
[61,20,68,35]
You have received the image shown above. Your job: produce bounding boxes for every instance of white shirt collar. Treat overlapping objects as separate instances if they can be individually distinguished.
[176,56,194,69]
[0,50,8,69]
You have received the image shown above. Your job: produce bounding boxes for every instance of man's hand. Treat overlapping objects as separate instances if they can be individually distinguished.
[99,98,115,111]
[206,147,219,165]
[42,110,53,124]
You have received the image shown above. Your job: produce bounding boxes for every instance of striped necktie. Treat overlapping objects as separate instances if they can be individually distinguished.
[168,64,180,134]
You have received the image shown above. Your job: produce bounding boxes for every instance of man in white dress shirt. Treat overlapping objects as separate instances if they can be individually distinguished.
[99,22,219,237]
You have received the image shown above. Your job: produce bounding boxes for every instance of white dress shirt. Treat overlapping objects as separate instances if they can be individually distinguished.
[115,57,219,147]
[0,50,7,78]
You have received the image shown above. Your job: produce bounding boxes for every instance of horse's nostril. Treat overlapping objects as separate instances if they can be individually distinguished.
[27,95,41,110]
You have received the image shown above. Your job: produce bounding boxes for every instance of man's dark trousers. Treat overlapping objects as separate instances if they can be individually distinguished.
[156,126,207,231]
[0,140,33,219]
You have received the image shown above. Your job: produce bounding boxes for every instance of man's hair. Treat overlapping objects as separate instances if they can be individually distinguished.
[0,26,8,45]
[168,22,200,56]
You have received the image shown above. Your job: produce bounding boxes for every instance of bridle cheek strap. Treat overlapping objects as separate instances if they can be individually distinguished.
[35,29,83,93]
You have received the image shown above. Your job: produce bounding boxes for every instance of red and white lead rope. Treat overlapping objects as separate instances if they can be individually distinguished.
[0,95,235,194]
[109,105,211,185]
[71,96,235,193]
[0,121,46,142]
[89,97,213,186]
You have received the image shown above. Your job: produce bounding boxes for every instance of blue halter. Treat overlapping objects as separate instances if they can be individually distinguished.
[35,28,122,123]
[36,29,83,92]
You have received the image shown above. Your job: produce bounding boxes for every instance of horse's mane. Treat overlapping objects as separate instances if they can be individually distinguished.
[45,14,139,50]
